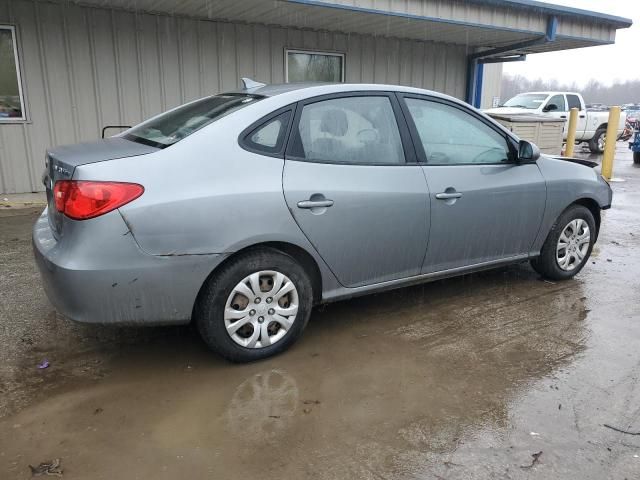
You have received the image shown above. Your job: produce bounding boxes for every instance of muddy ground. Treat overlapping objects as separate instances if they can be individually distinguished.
[1,145,639,479]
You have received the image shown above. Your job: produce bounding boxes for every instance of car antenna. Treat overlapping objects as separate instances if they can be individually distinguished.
[241,77,266,90]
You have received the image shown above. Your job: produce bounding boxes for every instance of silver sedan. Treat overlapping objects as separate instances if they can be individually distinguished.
[34,81,612,362]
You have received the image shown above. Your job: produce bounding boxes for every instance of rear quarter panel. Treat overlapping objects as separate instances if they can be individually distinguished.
[73,96,342,297]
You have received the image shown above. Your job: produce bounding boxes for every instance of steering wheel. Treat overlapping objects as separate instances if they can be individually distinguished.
[426,151,450,164]
[471,147,507,164]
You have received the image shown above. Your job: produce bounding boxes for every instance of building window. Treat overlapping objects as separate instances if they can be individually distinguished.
[0,26,25,122]
[285,49,344,83]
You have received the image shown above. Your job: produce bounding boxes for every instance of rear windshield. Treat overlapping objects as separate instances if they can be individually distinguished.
[124,94,262,148]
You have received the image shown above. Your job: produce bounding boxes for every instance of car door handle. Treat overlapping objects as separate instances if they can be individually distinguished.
[579,115,586,118]
[435,192,462,200]
[560,115,567,119]
[297,199,334,209]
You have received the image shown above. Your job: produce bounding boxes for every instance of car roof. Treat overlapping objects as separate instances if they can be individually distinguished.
[224,81,518,143]
[523,92,582,96]
[231,81,457,103]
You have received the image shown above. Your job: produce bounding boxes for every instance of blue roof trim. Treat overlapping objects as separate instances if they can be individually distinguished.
[286,0,545,37]
[286,0,630,45]
[554,34,614,46]
[468,0,632,28]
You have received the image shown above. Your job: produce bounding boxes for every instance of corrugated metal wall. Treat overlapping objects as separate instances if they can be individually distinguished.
[323,0,548,34]
[322,0,616,42]
[0,0,469,193]
[480,63,502,109]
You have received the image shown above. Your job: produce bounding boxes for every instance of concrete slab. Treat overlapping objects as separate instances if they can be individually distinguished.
[0,192,47,210]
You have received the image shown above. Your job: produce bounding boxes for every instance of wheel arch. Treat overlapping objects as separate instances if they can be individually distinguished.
[260,241,324,304]
[595,122,608,133]
[571,197,601,239]
[192,241,324,320]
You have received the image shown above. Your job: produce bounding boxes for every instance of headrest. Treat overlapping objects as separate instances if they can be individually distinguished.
[320,109,348,137]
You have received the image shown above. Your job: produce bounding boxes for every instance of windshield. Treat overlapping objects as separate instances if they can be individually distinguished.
[124,94,262,148]
[502,94,549,109]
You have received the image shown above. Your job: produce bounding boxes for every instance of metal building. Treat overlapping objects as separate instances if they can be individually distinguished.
[0,0,631,194]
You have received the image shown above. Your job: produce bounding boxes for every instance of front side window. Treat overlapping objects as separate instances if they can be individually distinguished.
[289,96,405,165]
[125,94,261,148]
[545,94,566,112]
[286,50,344,83]
[0,26,25,121]
[405,98,510,165]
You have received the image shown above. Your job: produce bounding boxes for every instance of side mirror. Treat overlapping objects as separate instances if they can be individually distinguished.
[518,140,540,163]
[543,103,558,112]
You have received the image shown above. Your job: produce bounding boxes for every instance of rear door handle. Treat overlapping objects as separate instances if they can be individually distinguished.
[560,115,567,119]
[297,199,334,209]
[435,192,462,200]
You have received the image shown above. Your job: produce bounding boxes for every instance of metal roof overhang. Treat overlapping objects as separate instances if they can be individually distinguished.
[66,0,631,56]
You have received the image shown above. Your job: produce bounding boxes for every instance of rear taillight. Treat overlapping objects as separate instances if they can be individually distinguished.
[53,181,144,220]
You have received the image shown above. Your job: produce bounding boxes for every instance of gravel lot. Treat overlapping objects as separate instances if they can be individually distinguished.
[1,145,639,479]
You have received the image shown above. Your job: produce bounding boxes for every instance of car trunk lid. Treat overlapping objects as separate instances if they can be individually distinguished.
[43,137,158,236]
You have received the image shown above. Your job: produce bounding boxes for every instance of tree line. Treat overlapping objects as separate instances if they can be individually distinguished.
[501,74,640,106]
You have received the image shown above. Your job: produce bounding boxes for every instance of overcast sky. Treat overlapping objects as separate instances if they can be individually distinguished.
[503,0,639,86]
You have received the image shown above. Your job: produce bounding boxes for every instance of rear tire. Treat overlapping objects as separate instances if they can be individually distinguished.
[530,205,596,281]
[588,128,606,154]
[195,248,313,362]
[634,152,640,164]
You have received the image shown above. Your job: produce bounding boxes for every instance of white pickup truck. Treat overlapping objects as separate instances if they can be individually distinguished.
[485,92,626,154]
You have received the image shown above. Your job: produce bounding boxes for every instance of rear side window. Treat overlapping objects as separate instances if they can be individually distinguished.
[241,111,292,155]
[567,94,582,110]
[288,96,405,165]
[125,94,262,148]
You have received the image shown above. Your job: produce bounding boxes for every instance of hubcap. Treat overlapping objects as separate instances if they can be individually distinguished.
[224,271,299,349]
[598,133,606,151]
[556,219,590,271]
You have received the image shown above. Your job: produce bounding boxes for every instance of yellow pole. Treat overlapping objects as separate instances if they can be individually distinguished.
[564,107,579,157]
[601,106,621,180]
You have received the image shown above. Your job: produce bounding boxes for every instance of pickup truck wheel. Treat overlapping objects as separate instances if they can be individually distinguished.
[588,128,606,154]
[634,152,640,164]
[530,205,596,281]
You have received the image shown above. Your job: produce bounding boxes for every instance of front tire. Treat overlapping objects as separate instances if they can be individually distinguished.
[196,248,313,362]
[588,128,606,154]
[530,205,596,281]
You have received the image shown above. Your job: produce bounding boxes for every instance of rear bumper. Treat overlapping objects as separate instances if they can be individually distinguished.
[33,208,225,325]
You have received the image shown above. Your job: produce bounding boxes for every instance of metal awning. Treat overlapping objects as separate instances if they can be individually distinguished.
[56,0,631,108]
[62,0,631,55]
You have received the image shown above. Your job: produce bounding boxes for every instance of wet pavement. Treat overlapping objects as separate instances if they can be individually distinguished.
[1,145,639,479]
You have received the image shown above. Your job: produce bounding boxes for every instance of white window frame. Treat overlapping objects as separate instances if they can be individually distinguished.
[0,25,27,123]
[285,49,345,83]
